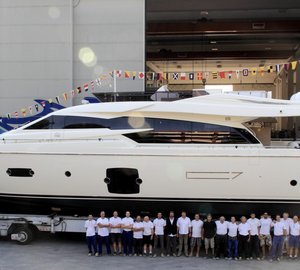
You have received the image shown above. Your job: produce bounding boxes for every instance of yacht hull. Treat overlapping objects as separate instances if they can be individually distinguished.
[1,145,300,217]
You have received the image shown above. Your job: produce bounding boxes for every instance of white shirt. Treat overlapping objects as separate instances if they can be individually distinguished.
[281,218,293,235]
[153,218,166,236]
[177,217,192,235]
[273,221,287,236]
[191,219,204,238]
[290,222,300,236]
[238,223,251,236]
[216,221,228,235]
[143,221,154,236]
[247,218,260,236]
[84,219,96,237]
[228,222,238,237]
[97,217,110,237]
[121,217,134,232]
[109,216,122,234]
[260,218,273,235]
[133,222,144,239]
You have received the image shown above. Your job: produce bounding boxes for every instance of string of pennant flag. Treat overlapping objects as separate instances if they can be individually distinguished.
[2,60,299,120]
[143,61,298,82]
[4,74,113,120]
[112,61,298,82]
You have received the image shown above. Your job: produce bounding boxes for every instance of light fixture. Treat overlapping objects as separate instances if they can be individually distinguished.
[210,41,217,44]
[211,48,219,51]
[200,10,209,16]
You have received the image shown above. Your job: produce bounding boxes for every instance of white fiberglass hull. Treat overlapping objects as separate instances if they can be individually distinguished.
[1,140,300,216]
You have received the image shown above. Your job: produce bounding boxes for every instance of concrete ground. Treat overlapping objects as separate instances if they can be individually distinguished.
[0,233,299,270]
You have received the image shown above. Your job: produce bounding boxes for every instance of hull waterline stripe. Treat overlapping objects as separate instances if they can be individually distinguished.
[0,193,300,204]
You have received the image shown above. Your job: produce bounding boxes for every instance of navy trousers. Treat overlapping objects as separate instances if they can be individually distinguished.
[86,235,97,253]
[123,231,133,255]
[228,237,238,258]
[271,235,284,260]
[97,235,111,254]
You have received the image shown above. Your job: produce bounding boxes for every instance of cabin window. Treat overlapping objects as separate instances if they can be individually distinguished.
[24,115,259,144]
[125,118,259,144]
[26,115,107,130]
[6,168,34,177]
[63,116,107,129]
[26,118,51,129]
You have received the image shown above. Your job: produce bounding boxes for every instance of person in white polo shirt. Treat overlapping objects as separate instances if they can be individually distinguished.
[215,216,229,259]
[247,213,261,260]
[281,212,293,255]
[84,214,97,256]
[259,212,273,260]
[97,211,111,256]
[143,216,154,256]
[133,215,144,256]
[227,216,238,260]
[190,214,203,257]
[270,214,287,262]
[153,212,166,257]
[289,215,300,259]
[238,216,251,260]
[121,211,134,256]
[109,211,122,256]
[176,211,191,257]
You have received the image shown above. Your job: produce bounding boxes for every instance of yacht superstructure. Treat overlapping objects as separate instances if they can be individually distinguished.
[1,94,300,216]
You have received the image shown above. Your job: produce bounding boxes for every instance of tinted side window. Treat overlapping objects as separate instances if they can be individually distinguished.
[192,122,231,132]
[63,116,107,129]
[52,116,65,129]
[154,119,191,131]
[25,117,52,129]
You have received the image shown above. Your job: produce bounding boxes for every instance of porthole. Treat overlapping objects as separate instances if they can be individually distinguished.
[104,177,111,184]
[6,169,12,176]
[136,178,143,185]
[290,180,297,186]
[65,171,71,177]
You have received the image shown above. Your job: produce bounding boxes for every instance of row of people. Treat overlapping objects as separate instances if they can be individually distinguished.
[84,210,300,262]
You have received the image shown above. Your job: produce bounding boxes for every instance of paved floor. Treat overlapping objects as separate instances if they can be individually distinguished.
[0,233,299,270]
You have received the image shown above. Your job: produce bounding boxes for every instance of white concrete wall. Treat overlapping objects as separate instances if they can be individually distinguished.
[0,0,73,114]
[0,0,145,117]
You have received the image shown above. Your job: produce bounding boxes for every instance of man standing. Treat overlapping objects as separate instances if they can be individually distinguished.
[247,213,261,260]
[84,214,97,256]
[97,211,111,256]
[165,211,177,256]
[259,212,273,260]
[238,216,251,260]
[153,212,166,257]
[289,215,300,259]
[143,216,154,256]
[215,216,229,259]
[281,212,293,256]
[203,214,216,258]
[270,214,287,262]
[227,216,238,260]
[109,211,122,255]
[177,211,192,257]
[133,215,144,256]
[121,211,134,256]
[190,214,203,257]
